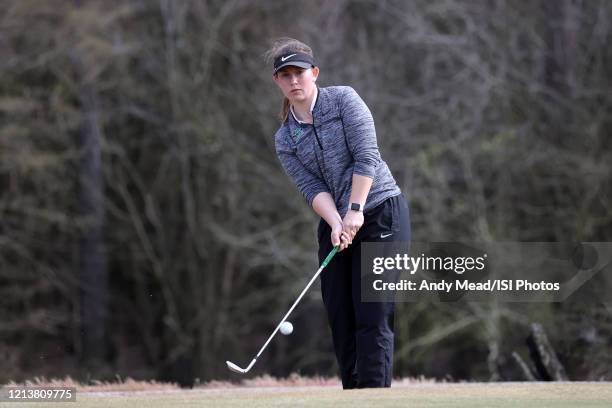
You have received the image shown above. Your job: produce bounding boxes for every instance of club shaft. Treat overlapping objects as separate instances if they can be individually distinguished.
[226,247,338,374]
[255,263,325,358]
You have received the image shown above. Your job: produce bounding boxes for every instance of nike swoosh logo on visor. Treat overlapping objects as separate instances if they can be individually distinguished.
[281,54,297,62]
[381,233,393,238]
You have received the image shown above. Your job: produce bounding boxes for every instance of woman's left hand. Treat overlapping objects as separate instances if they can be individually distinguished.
[342,210,364,242]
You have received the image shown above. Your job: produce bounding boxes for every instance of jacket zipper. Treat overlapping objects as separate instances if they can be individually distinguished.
[312,113,323,150]
[311,114,336,199]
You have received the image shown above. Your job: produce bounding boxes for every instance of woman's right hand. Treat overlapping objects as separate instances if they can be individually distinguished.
[331,222,351,251]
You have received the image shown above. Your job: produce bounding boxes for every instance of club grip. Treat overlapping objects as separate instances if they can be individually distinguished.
[322,246,339,268]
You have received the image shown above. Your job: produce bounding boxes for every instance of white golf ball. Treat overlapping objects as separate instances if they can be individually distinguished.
[280,321,293,335]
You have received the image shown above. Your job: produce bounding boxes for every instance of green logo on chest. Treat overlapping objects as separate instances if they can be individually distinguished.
[292,127,304,141]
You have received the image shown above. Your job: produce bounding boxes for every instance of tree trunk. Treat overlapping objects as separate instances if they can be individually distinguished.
[72,47,108,370]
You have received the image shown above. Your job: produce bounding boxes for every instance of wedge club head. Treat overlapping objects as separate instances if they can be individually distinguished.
[226,359,256,374]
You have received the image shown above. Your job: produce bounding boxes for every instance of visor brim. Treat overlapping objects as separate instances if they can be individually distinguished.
[273,61,313,74]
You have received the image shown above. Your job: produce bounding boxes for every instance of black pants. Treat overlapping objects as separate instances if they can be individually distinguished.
[318,194,411,389]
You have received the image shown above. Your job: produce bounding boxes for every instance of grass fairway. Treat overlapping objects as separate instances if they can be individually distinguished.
[3,382,611,408]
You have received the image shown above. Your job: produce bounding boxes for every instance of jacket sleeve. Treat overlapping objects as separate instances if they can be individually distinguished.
[275,132,330,206]
[340,86,381,179]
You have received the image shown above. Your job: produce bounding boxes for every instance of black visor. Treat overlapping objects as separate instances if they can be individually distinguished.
[273,52,315,74]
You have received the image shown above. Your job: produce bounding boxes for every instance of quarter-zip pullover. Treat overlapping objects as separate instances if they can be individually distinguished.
[275,86,401,215]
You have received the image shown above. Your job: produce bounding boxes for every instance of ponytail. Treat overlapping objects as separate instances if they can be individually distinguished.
[280,97,291,123]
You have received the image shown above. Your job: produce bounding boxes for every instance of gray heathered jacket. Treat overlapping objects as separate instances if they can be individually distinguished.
[275,86,401,216]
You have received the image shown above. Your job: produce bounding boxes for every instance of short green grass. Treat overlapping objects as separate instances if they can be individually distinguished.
[3,382,611,408]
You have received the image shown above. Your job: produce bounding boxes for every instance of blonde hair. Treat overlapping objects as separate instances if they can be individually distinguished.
[264,37,315,123]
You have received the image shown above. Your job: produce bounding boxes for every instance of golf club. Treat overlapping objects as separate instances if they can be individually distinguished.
[226,245,339,374]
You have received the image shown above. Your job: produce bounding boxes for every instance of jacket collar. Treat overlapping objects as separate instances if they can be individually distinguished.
[290,86,318,125]
[287,86,330,128]
[312,85,331,119]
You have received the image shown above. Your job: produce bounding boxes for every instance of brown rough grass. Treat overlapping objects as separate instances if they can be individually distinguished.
[4,374,438,391]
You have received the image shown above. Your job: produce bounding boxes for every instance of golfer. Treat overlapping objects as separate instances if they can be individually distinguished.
[266,38,410,389]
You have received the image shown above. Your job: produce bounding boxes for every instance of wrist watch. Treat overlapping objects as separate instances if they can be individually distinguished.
[350,202,363,212]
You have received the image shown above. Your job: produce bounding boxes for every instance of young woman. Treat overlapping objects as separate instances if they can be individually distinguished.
[266,38,411,389]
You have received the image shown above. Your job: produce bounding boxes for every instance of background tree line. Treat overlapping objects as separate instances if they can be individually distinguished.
[1,0,611,385]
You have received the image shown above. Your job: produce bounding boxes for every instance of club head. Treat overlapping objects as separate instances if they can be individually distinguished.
[226,360,247,373]
[226,358,257,374]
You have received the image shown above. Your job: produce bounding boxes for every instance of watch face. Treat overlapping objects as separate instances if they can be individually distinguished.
[351,203,360,211]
